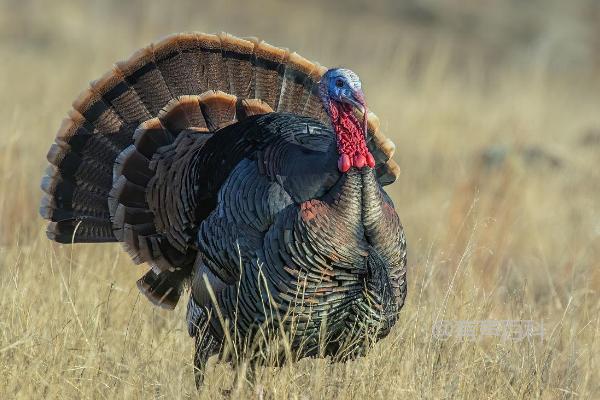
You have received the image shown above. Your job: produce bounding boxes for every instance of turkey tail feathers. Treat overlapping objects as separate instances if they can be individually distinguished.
[40,31,398,308]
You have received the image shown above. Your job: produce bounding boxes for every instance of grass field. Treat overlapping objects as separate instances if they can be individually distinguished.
[0,0,599,398]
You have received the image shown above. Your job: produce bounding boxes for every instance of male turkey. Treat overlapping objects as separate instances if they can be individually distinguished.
[39,32,407,388]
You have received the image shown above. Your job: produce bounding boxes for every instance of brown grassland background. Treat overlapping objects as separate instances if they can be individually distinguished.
[0,0,599,398]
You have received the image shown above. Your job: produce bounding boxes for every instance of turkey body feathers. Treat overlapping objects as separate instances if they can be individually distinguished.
[190,118,407,362]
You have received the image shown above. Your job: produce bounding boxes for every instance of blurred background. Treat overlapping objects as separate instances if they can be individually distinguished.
[0,0,598,398]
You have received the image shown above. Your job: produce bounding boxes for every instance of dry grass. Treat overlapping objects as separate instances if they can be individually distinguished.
[0,0,599,398]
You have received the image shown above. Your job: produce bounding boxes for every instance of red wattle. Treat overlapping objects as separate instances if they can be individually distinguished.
[354,154,366,168]
[338,154,351,172]
[329,101,375,173]
[366,153,375,168]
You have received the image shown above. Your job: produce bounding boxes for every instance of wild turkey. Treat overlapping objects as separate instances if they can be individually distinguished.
[39,32,407,387]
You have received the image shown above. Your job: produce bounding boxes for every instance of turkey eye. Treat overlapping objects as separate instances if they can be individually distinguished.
[335,79,344,88]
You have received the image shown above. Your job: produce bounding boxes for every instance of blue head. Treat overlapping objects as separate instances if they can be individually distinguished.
[319,68,368,138]
[319,68,366,113]
[318,68,374,170]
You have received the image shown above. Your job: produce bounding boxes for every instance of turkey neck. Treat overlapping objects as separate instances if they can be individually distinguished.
[328,168,387,226]
[327,101,375,173]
